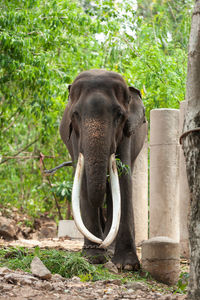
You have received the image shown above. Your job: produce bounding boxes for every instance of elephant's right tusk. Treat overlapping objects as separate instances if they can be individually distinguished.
[99,154,121,248]
[72,153,103,245]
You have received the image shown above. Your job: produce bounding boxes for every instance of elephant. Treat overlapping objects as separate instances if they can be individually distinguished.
[60,69,147,270]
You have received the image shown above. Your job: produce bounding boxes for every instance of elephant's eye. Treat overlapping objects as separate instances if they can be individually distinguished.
[114,107,125,124]
[117,111,123,119]
[71,111,80,137]
[72,110,81,121]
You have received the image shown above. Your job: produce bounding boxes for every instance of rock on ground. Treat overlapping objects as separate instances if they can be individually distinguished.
[0,216,17,240]
[0,208,57,241]
[31,256,52,280]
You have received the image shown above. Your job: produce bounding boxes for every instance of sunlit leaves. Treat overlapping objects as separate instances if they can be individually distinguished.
[0,0,193,217]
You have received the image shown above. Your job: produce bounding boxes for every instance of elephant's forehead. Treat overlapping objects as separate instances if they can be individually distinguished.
[70,73,129,108]
[74,69,125,83]
[72,76,127,94]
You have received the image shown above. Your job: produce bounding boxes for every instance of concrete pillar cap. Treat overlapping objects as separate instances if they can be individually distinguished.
[143,236,178,245]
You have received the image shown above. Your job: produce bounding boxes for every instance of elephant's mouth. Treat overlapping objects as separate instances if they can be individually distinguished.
[72,153,121,248]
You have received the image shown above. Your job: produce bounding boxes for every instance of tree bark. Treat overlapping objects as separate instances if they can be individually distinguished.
[181,1,200,299]
[66,200,72,220]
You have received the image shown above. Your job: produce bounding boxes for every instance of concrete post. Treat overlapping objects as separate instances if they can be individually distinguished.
[142,236,180,285]
[58,220,83,239]
[179,101,190,258]
[150,109,180,241]
[132,135,148,246]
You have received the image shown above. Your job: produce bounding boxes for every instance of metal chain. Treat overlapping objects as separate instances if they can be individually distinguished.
[179,127,200,144]
[83,245,103,250]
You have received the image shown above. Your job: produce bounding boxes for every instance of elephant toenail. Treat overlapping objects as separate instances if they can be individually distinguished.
[124,264,133,271]
[116,263,122,270]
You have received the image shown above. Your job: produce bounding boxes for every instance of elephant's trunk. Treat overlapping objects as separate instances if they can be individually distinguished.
[81,118,110,208]
[84,155,108,208]
[71,153,121,248]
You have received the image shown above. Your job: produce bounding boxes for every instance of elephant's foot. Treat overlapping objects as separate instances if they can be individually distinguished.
[112,251,140,271]
[82,245,108,264]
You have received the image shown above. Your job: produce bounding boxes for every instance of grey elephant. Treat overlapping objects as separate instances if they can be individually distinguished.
[60,69,147,270]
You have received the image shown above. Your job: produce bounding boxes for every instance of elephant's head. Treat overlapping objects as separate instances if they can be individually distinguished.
[60,69,146,247]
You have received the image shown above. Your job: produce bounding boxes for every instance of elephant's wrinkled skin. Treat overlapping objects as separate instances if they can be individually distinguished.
[60,70,147,270]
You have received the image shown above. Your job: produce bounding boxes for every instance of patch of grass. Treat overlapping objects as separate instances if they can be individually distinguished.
[0,246,189,295]
[174,272,189,294]
[40,250,97,279]
[0,247,121,281]
[0,247,103,280]
[0,247,33,272]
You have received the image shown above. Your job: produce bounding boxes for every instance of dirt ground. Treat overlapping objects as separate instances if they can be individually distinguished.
[0,238,187,300]
[0,210,188,299]
[0,271,186,300]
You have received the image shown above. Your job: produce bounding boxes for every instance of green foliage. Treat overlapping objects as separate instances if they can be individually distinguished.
[175,272,189,294]
[51,180,72,202]
[0,0,193,217]
[116,158,130,176]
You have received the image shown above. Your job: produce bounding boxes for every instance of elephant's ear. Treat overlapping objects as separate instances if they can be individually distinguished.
[68,84,72,93]
[60,83,75,146]
[59,84,74,144]
[123,86,146,137]
[60,103,73,145]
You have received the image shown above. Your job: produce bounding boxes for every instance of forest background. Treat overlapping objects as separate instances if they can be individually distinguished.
[0,0,193,221]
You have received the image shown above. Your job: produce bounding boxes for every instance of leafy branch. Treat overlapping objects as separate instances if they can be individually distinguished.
[0,138,39,165]
[115,158,131,177]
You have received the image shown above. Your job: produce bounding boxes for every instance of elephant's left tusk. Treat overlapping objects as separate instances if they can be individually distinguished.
[72,153,103,245]
[100,154,121,248]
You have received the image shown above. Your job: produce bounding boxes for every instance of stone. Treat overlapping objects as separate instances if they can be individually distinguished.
[4,273,38,285]
[0,267,11,275]
[38,221,57,239]
[125,281,149,291]
[42,281,54,291]
[0,216,17,240]
[126,288,134,294]
[109,279,122,286]
[162,295,172,300]
[52,281,65,291]
[172,296,185,300]
[71,276,81,282]
[142,237,180,285]
[52,273,65,282]
[19,226,33,239]
[1,284,13,291]
[104,261,119,274]
[31,256,52,280]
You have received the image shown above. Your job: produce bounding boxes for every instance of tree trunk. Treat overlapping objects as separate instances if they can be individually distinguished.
[181,1,200,299]
[66,200,71,220]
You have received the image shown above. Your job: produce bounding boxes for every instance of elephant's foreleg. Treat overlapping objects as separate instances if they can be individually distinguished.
[103,182,115,256]
[112,172,140,270]
[111,139,140,270]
